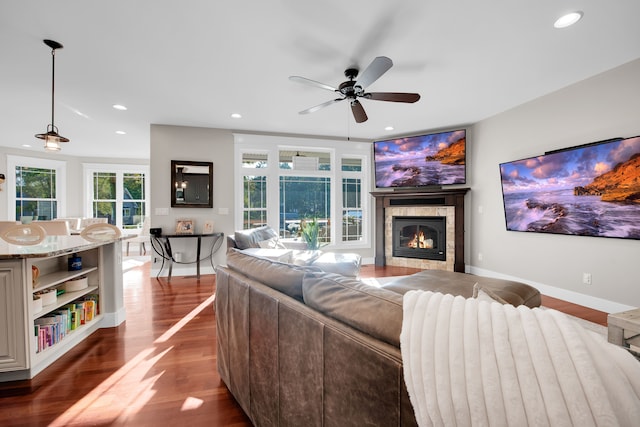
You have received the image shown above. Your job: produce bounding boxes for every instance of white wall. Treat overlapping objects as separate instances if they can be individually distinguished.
[468,58,640,312]
[149,124,235,275]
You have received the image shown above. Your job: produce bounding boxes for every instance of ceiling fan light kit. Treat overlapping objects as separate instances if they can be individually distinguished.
[290,56,420,123]
[35,39,69,151]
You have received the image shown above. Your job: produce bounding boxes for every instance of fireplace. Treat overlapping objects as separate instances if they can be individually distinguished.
[371,188,468,272]
[393,216,446,261]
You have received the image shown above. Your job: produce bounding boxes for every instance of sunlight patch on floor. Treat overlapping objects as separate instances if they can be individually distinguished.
[49,347,169,426]
[155,294,216,343]
[49,292,216,426]
[181,396,204,411]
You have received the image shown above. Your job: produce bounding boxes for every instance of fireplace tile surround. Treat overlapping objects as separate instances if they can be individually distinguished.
[371,188,469,272]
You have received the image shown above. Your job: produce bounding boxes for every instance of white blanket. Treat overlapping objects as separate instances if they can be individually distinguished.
[400,291,640,427]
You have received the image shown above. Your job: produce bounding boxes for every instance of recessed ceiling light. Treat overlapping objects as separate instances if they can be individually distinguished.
[22,144,32,148]
[554,11,583,28]
[385,126,394,131]
[112,104,128,111]
[115,130,126,135]
[231,113,242,119]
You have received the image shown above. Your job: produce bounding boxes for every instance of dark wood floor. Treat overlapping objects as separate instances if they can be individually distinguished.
[0,261,608,426]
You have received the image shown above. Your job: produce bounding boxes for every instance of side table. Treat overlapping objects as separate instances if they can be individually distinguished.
[607,308,640,350]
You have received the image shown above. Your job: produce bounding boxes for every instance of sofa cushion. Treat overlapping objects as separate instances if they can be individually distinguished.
[234,225,279,250]
[382,270,541,308]
[302,271,404,347]
[311,252,362,277]
[226,248,319,301]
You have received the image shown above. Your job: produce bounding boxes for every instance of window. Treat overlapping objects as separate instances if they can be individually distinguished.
[92,172,116,224]
[342,178,362,241]
[235,134,370,249]
[342,158,363,242]
[280,176,331,241]
[123,173,146,227]
[7,156,66,222]
[242,152,268,169]
[15,166,58,221]
[84,164,149,229]
[279,150,330,170]
[243,175,267,228]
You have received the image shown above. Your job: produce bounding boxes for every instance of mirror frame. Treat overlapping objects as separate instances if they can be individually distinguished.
[171,160,213,208]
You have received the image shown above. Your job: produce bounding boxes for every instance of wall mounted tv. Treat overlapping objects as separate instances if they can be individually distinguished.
[499,135,640,240]
[374,128,466,189]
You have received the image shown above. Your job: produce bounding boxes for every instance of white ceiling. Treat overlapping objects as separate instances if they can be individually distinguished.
[2,1,639,160]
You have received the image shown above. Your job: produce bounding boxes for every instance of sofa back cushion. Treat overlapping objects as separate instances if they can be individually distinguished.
[226,248,318,301]
[233,226,279,250]
[302,271,404,347]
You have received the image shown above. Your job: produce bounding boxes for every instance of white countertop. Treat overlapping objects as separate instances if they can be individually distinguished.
[0,235,125,259]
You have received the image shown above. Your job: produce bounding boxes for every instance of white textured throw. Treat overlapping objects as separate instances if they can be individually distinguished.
[400,291,640,427]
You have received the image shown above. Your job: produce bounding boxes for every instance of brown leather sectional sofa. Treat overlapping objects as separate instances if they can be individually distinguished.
[215,248,540,426]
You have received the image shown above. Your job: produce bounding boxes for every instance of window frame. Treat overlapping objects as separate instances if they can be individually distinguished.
[341,156,366,242]
[7,155,67,221]
[83,163,150,229]
[234,134,371,249]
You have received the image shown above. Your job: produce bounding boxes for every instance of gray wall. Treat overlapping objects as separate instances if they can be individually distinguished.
[468,58,640,311]
[149,124,235,274]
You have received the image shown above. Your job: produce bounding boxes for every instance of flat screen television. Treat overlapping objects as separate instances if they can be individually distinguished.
[374,129,466,188]
[499,135,640,240]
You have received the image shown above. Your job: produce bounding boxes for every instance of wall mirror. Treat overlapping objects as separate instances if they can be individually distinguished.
[171,160,213,208]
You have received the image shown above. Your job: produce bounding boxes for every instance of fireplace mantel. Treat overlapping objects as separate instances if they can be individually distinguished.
[371,188,469,272]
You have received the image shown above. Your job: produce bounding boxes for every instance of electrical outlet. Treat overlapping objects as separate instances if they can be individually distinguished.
[478,252,483,261]
[582,273,592,285]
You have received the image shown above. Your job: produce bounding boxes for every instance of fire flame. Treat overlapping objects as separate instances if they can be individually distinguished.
[408,231,433,249]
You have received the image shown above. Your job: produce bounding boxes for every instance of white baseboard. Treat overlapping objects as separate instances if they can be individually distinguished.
[467,265,635,314]
[103,307,127,327]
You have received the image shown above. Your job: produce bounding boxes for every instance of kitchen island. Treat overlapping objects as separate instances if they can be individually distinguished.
[0,235,125,381]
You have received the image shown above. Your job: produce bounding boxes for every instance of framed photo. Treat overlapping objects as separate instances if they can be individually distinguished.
[175,219,194,235]
[203,220,214,234]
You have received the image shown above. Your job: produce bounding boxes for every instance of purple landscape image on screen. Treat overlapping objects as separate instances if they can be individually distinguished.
[499,136,640,239]
[374,129,466,188]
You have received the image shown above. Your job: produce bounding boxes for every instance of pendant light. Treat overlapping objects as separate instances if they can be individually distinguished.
[35,39,69,151]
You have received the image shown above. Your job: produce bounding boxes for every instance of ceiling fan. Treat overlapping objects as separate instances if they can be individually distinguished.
[289,56,420,123]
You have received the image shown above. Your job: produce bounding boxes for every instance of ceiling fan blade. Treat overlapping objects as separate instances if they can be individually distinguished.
[365,92,421,103]
[299,98,344,114]
[289,76,337,92]
[350,100,368,123]
[355,56,393,89]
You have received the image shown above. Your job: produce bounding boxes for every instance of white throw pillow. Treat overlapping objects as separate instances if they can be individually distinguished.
[258,237,286,249]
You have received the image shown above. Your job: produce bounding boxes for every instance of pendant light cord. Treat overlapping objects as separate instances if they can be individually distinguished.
[50,48,56,129]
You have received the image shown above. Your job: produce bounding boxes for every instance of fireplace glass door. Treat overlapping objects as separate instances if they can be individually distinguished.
[393,216,446,261]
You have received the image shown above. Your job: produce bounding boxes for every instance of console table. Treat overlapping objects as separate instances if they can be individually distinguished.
[150,232,224,280]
